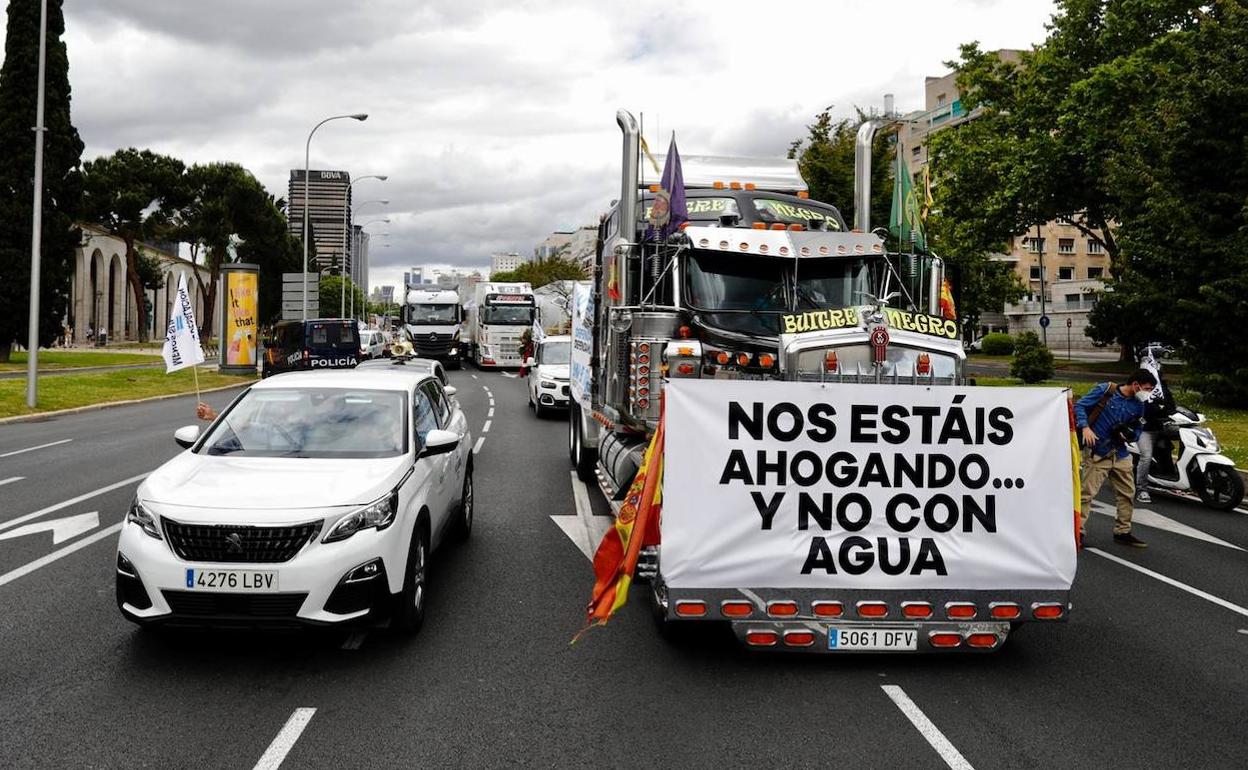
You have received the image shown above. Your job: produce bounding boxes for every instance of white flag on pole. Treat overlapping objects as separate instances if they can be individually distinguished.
[162,274,206,373]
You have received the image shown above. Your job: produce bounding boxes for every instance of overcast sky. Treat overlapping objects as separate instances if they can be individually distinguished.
[9,0,1056,291]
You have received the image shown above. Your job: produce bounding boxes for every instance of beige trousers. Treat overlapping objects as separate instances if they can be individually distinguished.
[1081,451,1136,535]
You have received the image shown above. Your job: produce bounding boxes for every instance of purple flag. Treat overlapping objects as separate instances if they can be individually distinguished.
[647,135,687,240]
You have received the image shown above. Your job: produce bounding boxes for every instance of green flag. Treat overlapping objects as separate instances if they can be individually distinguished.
[889,148,926,251]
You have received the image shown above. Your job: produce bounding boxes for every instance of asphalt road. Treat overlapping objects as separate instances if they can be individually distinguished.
[1,371,1247,768]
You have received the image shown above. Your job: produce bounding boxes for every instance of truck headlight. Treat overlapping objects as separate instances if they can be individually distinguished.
[127,498,162,540]
[324,490,399,543]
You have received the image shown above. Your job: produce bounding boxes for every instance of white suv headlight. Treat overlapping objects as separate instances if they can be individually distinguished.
[324,489,399,543]
[127,498,162,540]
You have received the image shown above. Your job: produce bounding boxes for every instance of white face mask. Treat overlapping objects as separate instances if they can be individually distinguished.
[1135,388,1153,403]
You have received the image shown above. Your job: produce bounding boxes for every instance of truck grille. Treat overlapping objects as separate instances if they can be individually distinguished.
[162,590,307,618]
[414,332,454,356]
[162,520,322,563]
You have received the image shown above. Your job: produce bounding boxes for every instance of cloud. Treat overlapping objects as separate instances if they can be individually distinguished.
[17,0,1059,285]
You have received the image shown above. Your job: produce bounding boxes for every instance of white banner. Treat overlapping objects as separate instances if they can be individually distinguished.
[569,281,594,407]
[662,381,1077,591]
[162,274,206,373]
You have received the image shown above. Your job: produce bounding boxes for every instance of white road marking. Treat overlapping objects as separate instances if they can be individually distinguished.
[1238,629,1248,636]
[882,685,975,770]
[0,522,123,589]
[0,511,98,545]
[253,707,317,770]
[473,437,485,455]
[1087,547,1248,619]
[487,408,494,418]
[1090,500,1244,551]
[488,399,495,408]
[482,420,492,433]
[470,374,478,379]
[550,472,612,561]
[0,477,24,488]
[341,631,367,650]
[500,372,518,379]
[0,472,149,532]
[0,438,73,458]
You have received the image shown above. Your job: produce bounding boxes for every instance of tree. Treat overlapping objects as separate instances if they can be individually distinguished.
[934,1,1248,401]
[1010,331,1055,383]
[235,194,303,325]
[80,149,185,342]
[491,255,587,288]
[169,163,293,331]
[318,275,365,320]
[787,107,893,230]
[0,0,83,361]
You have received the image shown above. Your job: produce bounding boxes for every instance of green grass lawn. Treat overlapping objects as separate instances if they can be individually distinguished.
[0,351,159,372]
[0,367,255,419]
[976,377,1246,468]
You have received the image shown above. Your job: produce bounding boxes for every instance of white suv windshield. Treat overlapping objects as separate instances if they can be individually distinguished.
[541,341,571,363]
[199,388,408,458]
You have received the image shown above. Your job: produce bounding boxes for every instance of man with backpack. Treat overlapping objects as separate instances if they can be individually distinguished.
[1074,369,1158,548]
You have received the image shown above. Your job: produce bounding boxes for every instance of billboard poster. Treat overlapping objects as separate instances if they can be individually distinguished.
[221,265,259,372]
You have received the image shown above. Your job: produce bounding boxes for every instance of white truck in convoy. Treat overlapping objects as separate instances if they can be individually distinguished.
[568,110,1078,653]
[467,282,535,368]
[401,287,465,369]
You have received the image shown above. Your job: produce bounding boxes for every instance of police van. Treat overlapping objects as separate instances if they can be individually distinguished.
[262,318,361,377]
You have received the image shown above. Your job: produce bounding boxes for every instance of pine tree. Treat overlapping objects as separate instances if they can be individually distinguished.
[0,0,84,361]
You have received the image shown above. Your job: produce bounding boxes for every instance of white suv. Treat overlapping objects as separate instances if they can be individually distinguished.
[526,335,572,418]
[115,369,473,634]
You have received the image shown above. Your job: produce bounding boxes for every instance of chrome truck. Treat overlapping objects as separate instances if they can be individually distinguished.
[569,110,1072,652]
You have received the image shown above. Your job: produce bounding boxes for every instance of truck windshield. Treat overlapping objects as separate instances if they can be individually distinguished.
[685,251,871,335]
[482,305,533,325]
[408,304,459,324]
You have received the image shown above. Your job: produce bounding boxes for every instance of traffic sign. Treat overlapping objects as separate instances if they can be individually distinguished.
[1066,317,1073,328]
[1039,315,1051,328]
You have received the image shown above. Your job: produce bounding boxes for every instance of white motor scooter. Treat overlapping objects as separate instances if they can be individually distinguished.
[1127,343,1243,510]
[1129,407,1243,511]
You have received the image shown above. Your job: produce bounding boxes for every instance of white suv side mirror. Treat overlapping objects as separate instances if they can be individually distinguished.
[421,429,460,457]
[525,357,536,368]
[174,425,200,449]
[444,385,457,397]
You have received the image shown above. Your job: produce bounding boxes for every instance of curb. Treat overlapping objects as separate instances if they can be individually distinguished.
[0,380,254,425]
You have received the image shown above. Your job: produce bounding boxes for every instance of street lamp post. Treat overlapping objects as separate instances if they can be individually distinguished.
[1035,224,1048,347]
[339,175,386,316]
[301,112,367,321]
[25,0,49,407]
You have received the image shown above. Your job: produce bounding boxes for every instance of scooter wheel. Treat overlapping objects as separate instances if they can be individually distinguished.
[1196,464,1245,511]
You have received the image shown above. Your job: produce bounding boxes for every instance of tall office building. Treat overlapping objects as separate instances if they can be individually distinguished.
[490,252,527,274]
[288,170,353,275]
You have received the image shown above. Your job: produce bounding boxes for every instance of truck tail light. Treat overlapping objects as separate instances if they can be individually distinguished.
[715,351,731,365]
[766,601,798,617]
[751,222,767,230]
[758,353,775,368]
[966,633,999,649]
[735,352,751,367]
[674,600,707,618]
[856,601,888,618]
[929,632,962,648]
[825,350,838,372]
[745,630,778,646]
[946,603,977,619]
[1032,603,1065,620]
[784,630,815,647]
[676,363,695,375]
[787,223,805,231]
[902,602,933,619]
[917,353,931,375]
[721,600,754,618]
[812,601,843,618]
[990,603,1021,620]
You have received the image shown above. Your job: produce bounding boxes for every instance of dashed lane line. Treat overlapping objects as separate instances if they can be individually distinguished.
[0,438,72,458]
[0,477,24,488]
[0,522,123,589]
[473,437,485,455]
[470,374,478,379]
[0,472,149,532]
[487,408,494,418]
[1087,547,1248,619]
[482,420,492,433]
[253,708,317,770]
[882,685,975,770]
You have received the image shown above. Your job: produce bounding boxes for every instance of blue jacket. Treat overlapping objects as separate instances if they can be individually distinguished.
[1075,382,1145,460]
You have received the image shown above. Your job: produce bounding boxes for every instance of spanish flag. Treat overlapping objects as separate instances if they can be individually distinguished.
[939,277,957,321]
[582,406,665,631]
